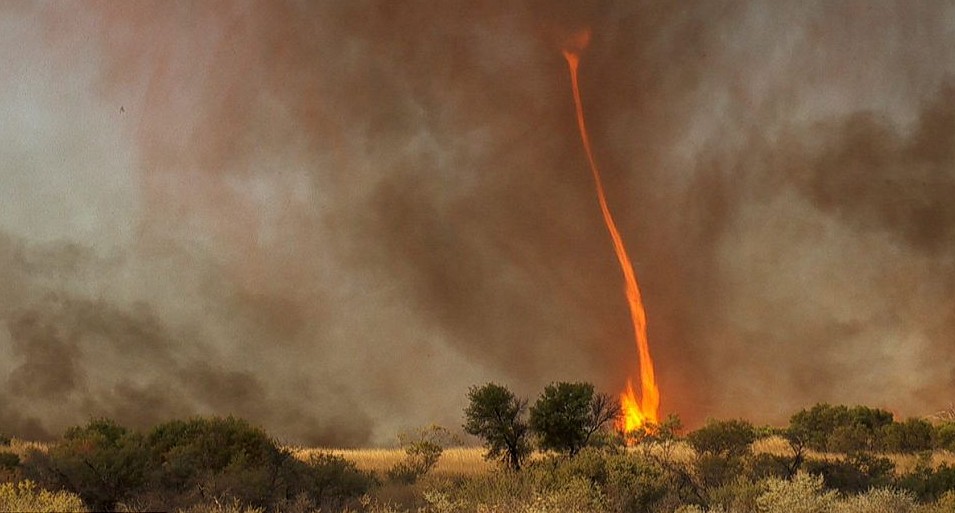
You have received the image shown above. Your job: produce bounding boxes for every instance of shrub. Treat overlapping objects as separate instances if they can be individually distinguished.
[38,418,150,510]
[603,453,670,513]
[387,425,455,484]
[879,418,934,453]
[788,404,893,452]
[687,419,757,490]
[688,419,757,459]
[146,416,374,509]
[0,479,87,512]
[755,471,836,513]
[803,452,894,494]
[705,477,761,513]
[934,423,955,451]
[745,453,792,481]
[0,452,19,471]
[896,462,955,502]
[145,416,288,507]
[295,452,377,507]
[0,433,10,446]
[26,416,375,511]
[695,453,744,489]
[831,487,916,513]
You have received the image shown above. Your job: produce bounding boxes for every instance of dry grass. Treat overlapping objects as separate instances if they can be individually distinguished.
[750,435,955,474]
[4,439,50,458]
[291,446,492,477]
[888,450,955,474]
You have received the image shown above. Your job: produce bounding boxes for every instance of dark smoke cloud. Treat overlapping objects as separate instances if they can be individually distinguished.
[1,2,954,443]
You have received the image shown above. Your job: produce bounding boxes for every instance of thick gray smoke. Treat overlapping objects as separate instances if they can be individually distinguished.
[1,2,953,444]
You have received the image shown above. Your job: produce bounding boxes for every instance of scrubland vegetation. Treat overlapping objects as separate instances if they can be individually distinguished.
[4,384,955,512]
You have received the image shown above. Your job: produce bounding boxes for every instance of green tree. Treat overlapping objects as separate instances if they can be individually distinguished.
[42,418,151,510]
[463,383,531,471]
[788,403,893,452]
[529,382,620,456]
[880,417,934,453]
[687,419,757,489]
[687,419,756,459]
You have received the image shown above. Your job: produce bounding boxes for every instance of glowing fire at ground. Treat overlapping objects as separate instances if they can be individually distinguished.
[562,30,661,434]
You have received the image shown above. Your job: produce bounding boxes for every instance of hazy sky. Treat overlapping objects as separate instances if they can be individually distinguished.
[1,1,954,446]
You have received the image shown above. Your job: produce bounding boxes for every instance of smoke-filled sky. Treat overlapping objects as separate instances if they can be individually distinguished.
[2,1,954,446]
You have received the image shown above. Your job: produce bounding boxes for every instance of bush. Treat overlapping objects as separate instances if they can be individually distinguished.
[745,453,792,481]
[603,453,670,513]
[0,479,87,512]
[705,478,761,513]
[0,433,10,446]
[387,425,455,484]
[933,423,955,451]
[37,418,150,510]
[24,416,375,511]
[788,404,893,452]
[145,417,374,509]
[755,471,837,513]
[831,487,916,513]
[145,416,288,507]
[803,453,894,494]
[295,452,377,507]
[879,418,934,453]
[687,420,757,490]
[897,462,955,502]
[688,419,757,459]
[0,452,19,471]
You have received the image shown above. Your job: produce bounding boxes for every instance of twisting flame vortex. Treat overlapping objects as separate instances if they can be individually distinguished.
[562,30,660,434]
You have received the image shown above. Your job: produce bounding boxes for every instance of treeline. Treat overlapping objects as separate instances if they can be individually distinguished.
[4,387,955,512]
[464,383,955,465]
[460,382,955,512]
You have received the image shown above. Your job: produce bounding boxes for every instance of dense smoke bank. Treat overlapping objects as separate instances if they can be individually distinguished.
[1,2,953,444]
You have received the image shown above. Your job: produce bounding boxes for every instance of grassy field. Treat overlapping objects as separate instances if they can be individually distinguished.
[297,436,955,477]
[292,446,493,477]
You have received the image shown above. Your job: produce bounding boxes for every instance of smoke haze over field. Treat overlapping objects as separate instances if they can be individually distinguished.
[1,2,954,445]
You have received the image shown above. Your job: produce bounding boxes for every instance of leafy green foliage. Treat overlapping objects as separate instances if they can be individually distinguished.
[23,416,374,511]
[933,422,955,451]
[803,452,894,494]
[788,403,896,453]
[688,419,757,459]
[686,419,757,489]
[0,452,19,471]
[897,462,955,502]
[529,382,620,457]
[880,417,934,453]
[41,418,150,510]
[463,383,531,471]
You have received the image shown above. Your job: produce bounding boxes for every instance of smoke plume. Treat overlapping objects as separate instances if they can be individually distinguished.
[1,2,953,444]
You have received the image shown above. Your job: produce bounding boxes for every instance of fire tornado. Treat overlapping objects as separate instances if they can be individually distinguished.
[562,30,660,433]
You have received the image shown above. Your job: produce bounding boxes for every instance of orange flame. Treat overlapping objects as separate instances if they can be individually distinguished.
[562,30,660,434]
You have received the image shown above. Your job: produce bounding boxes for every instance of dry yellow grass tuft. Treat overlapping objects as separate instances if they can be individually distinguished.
[290,446,492,477]
[4,439,50,458]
